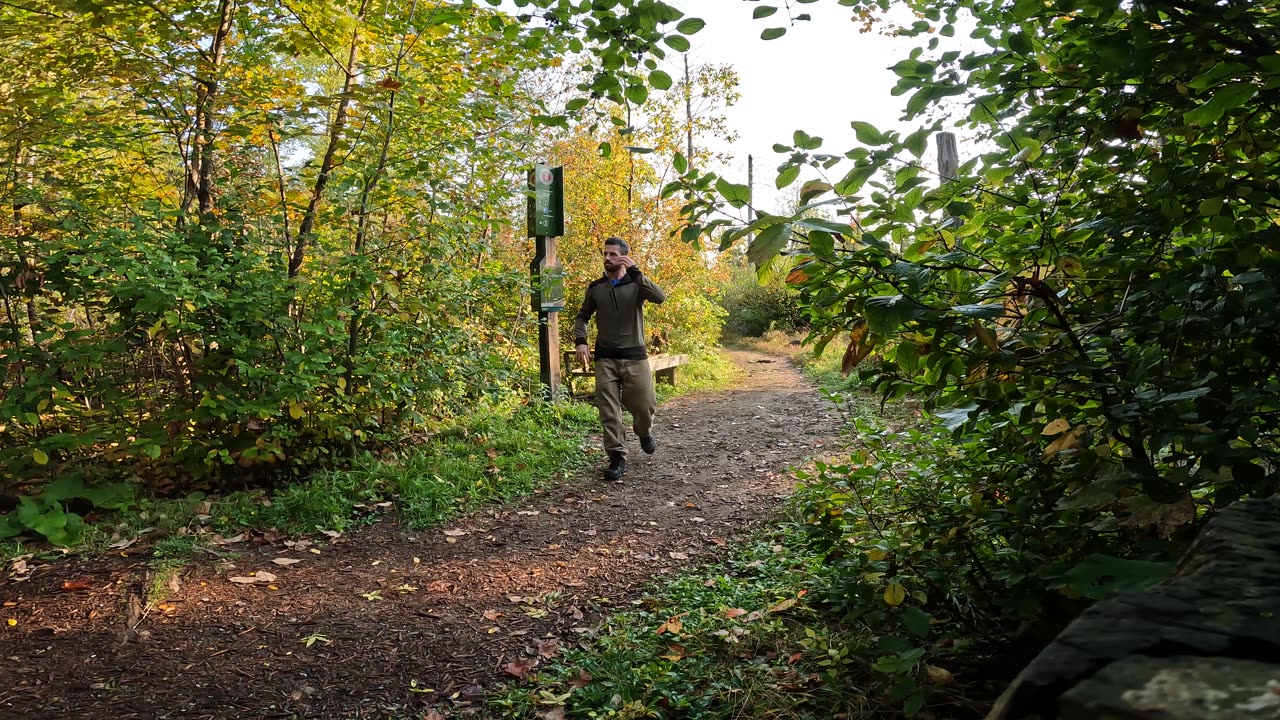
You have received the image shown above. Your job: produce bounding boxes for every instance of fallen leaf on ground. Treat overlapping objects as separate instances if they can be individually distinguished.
[59,580,93,592]
[157,602,177,613]
[503,657,538,679]
[723,607,748,619]
[926,664,955,685]
[320,530,341,539]
[396,584,418,593]
[272,558,302,566]
[568,669,593,689]
[668,551,689,560]
[655,612,687,635]
[536,638,560,657]
[443,529,468,537]
[660,644,686,662]
[483,609,504,621]
[361,590,383,601]
[426,581,456,593]
[768,598,797,614]
[541,707,565,720]
[229,576,260,584]
[254,570,277,583]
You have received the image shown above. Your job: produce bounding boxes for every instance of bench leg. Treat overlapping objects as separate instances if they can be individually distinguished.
[656,367,677,386]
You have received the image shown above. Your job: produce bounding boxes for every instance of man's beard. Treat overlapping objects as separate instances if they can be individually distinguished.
[604,260,619,272]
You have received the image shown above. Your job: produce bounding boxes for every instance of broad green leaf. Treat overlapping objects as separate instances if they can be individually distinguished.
[850,121,886,146]
[864,294,931,335]
[676,18,705,34]
[664,35,691,52]
[808,230,835,259]
[900,607,932,637]
[776,165,801,189]
[793,130,822,150]
[648,70,673,90]
[1184,83,1257,125]
[752,5,777,18]
[1007,32,1032,54]
[625,84,649,104]
[761,27,786,40]
[715,178,752,206]
[32,448,49,465]
[903,127,929,158]
[835,166,874,195]
[747,223,793,267]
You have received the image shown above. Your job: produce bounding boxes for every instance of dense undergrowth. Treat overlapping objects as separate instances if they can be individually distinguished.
[1,350,736,563]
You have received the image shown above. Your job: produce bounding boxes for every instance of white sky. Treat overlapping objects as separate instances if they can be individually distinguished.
[664,0,929,212]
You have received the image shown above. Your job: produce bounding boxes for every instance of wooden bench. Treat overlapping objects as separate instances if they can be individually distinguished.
[561,351,690,397]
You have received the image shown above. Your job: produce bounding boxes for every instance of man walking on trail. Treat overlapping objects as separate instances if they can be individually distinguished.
[573,237,667,481]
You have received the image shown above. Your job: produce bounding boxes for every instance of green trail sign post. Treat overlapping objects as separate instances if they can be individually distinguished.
[528,163,565,397]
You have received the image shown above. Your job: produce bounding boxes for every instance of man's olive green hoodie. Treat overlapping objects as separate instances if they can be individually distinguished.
[573,266,666,360]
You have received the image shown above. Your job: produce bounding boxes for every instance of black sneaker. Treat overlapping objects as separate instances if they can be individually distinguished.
[604,452,626,481]
[639,435,656,455]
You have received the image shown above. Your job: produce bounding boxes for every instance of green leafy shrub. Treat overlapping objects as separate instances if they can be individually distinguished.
[718,266,806,338]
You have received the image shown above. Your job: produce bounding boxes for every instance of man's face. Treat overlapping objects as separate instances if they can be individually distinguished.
[602,245,623,272]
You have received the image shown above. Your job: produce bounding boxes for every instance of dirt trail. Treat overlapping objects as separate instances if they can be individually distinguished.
[0,349,842,719]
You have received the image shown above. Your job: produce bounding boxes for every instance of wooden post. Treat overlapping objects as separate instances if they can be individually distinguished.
[937,131,958,182]
[529,164,565,399]
[937,132,959,229]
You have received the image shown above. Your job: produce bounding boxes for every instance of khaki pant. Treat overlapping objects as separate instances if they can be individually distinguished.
[595,357,656,457]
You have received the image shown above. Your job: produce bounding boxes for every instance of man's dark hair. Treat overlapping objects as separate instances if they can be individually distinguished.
[604,237,630,255]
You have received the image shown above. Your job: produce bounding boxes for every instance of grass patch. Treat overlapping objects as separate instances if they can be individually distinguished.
[204,399,602,535]
[491,530,879,720]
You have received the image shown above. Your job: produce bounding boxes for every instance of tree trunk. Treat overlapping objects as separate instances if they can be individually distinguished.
[289,0,372,279]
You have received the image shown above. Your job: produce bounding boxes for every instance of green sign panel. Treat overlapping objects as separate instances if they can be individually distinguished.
[527,163,564,237]
[538,265,565,311]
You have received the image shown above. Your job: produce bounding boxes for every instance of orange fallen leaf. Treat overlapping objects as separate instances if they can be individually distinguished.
[660,644,686,662]
[503,657,538,679]
[723,608,748,619]
[655,612,687,635]
[787,651,804,664]
[60,580,93,592]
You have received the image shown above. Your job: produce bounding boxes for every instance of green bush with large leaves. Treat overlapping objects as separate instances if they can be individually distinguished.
[1,0,711,543]
[668,0,1280,698]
